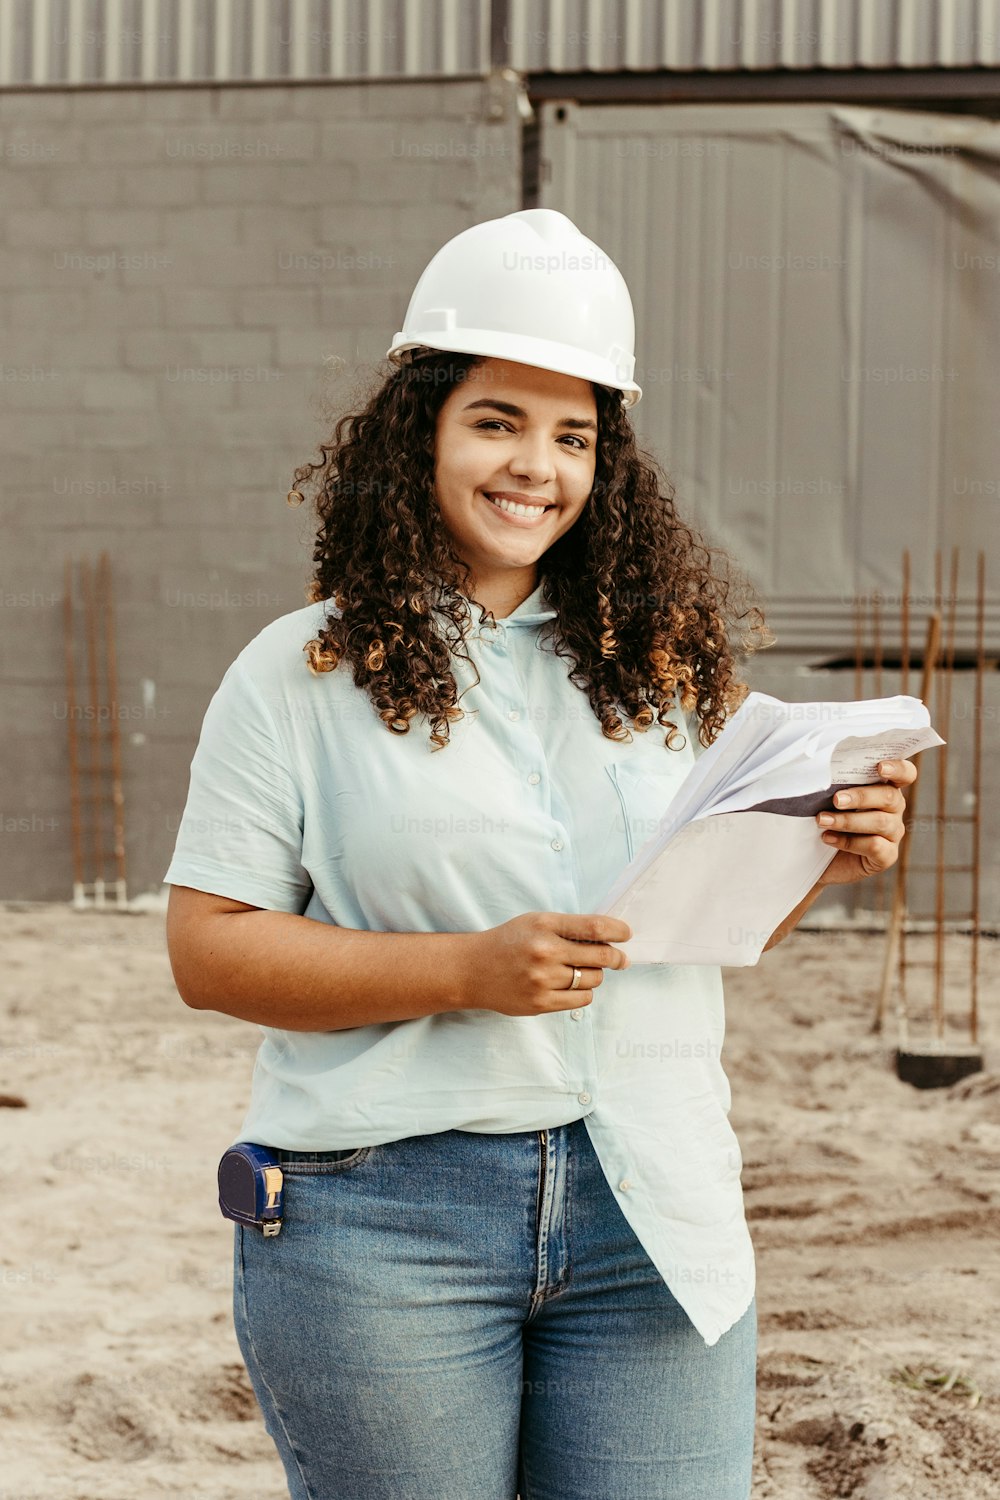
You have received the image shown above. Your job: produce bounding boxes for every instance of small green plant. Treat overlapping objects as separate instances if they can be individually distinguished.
[888,1362,982,1410]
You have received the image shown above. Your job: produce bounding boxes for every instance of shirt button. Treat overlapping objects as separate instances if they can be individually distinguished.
[619,1179,632,1192]
[527,772,541,785]
[577,1091,591,1105]
[570,1008,582,1020]
[550,838,563,852]
[507,709,521,721]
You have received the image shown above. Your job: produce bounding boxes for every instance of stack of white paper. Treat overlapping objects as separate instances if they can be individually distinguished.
[597,692,945,967]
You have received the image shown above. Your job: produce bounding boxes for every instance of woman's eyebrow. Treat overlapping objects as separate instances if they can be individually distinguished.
[460,398,597,434]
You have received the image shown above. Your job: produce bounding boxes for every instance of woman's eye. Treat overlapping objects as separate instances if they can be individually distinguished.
[473,419,588,450]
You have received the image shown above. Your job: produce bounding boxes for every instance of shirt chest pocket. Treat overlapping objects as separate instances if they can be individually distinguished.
[605,760,680,864]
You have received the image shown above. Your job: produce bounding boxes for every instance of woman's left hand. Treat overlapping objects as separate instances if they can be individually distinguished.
[814,758,918,885]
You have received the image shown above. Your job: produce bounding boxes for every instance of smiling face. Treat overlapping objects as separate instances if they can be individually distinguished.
[433,357,598,618]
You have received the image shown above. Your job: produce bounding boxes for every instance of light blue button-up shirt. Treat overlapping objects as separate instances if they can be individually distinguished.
[164,578,755,1346]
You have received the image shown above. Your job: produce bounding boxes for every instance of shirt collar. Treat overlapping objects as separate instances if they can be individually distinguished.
[494,579,558,627]
[433,579,558,631]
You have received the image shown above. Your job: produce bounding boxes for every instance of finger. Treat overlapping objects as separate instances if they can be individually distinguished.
[877,757,918,787]
[818,810,904,841]
[819,832,901,868]
[555,913,632,944]
[559,969,601,993]
[562,940,630,972]
[829,785,906,814]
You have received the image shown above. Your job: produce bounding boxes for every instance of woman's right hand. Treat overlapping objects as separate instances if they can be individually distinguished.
[466,911,632,1017]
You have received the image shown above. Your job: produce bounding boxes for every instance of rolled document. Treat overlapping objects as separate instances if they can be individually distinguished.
[597,693,945,967]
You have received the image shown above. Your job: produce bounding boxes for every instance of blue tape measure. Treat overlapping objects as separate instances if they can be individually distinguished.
[217,1142,284,1236]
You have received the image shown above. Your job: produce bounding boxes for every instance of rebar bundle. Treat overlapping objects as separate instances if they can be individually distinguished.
[859,548,986,1060]
[62,552,127,909]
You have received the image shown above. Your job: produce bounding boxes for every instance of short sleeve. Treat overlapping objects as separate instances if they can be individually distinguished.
[163,658,312,912]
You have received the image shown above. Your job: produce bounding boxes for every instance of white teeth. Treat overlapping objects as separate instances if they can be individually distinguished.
[487,494,548,517]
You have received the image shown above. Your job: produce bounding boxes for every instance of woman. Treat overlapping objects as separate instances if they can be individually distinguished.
[165,210,914,1500]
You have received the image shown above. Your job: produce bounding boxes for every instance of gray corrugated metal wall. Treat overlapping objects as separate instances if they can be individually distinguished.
[3,0,1000,86]
[538,95,1000,925]
[0,0,491,86]
[509,0,1000,73]
[538,98,1000,656]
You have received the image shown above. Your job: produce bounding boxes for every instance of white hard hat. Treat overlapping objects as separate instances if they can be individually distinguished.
[386,208,642,408]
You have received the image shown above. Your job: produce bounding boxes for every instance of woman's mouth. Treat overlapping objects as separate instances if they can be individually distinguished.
[481,492,555,527]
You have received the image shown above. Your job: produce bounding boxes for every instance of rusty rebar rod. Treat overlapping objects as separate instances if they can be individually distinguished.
[98,552,127,907]
[80,558,106,908]
[62,561,86,907]
[898,551,911,981]
[970,551,985,1044]
[907,547,945,1006]
[900,549,911,698]
[932,549,960,1039]
[870,590,887,916]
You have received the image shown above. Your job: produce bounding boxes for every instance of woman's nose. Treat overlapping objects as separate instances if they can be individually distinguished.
[506,433,557,481]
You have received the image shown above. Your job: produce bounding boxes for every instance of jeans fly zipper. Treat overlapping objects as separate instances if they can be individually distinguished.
[536,1130,547,1228]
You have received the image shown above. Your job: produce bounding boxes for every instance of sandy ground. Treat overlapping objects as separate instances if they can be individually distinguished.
[1,903,997,1499]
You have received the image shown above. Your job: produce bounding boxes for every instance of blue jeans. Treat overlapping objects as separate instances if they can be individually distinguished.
[232,1116,756,1499]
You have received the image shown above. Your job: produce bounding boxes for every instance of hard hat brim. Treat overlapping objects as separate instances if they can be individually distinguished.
[385,330,642,408]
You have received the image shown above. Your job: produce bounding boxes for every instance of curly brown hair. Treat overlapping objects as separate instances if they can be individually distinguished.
[287,351,772,753]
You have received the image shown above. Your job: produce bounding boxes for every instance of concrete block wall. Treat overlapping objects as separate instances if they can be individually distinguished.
[0,78,522,900]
